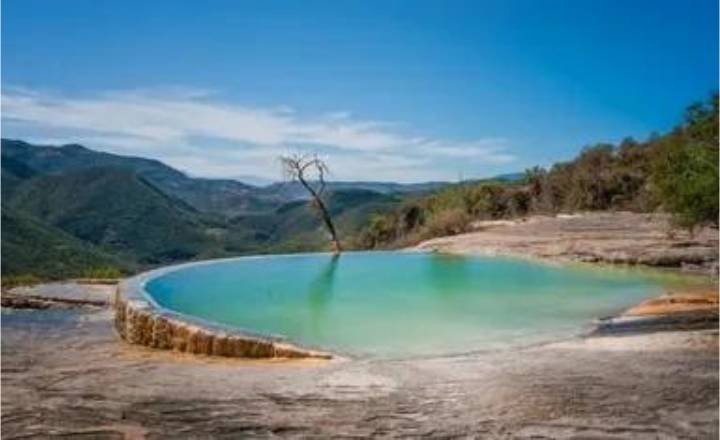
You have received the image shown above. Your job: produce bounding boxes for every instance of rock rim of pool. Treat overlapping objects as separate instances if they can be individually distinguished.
[114,251,713,360]
[114,261,333,360]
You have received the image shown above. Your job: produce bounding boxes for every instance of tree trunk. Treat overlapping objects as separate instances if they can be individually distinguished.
[297,176,342,254]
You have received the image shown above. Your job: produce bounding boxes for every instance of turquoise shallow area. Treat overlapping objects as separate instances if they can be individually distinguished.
[145,252,690,357]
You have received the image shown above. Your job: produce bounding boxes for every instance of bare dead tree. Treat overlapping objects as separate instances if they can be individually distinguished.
[280,153,342,254]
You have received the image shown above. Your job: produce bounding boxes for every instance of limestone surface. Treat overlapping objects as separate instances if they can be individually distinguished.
[417,212,718,272]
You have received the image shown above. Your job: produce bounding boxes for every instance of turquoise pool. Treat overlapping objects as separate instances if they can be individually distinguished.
[144,251,690,357]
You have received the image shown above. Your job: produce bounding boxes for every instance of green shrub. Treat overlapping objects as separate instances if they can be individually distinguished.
[81,266,124,279]
[651,95,718,230]
[652,140,718,228]
[356,94,718,248]
[359,214,399,248]
[1,273,42,288]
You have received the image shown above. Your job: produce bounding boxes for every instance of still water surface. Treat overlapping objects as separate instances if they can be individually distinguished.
[145,252,693,357]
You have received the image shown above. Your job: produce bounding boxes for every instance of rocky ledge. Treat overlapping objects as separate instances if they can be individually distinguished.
[592,288,719,335]
[2,281,117,309]
[114,275,332,360]
[417,212,719,273]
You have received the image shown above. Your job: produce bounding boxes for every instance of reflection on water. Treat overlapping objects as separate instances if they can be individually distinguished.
[307,254,340,315]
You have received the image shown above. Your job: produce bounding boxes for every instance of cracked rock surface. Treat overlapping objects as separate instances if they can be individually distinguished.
[2,305,717,439]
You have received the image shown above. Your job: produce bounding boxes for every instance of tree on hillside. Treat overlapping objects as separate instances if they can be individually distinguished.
[355,94,718,249]
[280,153,342,254]
[651,94,719,230]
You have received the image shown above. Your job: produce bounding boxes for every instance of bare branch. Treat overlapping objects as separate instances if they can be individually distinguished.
[279,152,341,253]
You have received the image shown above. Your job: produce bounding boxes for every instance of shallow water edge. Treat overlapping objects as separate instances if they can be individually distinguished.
[115,250,711,359]
[115,270,333,359]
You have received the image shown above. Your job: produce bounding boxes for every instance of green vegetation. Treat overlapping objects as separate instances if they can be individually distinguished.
[359,95,719,248]
[651,97,719,229]
[7,166,242,265]
[2,96,716,282]
[1,206,129,282]
[80,266,125,279]
[1,141,403,281]
[232,189,401,252]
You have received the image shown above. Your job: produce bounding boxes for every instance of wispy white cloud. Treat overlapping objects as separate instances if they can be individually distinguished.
[1,86,516,182]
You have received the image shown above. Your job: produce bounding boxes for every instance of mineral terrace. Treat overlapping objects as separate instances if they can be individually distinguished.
[2,212,718,438]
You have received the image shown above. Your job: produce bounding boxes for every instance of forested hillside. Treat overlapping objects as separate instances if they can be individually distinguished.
[358,95,719,248]
[2,206,127,282]
[1,140,277,217]
[2,95,716,282]
[0,141,410,281]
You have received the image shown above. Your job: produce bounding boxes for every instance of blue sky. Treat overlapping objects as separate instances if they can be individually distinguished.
[2,0,717,183]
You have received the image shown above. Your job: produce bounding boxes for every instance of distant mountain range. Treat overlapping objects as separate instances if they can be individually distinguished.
[2,139,448,216]
[0,139,451,279]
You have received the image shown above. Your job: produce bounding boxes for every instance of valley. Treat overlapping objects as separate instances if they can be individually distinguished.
[0,139,437,281]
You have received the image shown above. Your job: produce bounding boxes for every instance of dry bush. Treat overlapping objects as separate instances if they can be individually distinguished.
[423,208,471,237]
